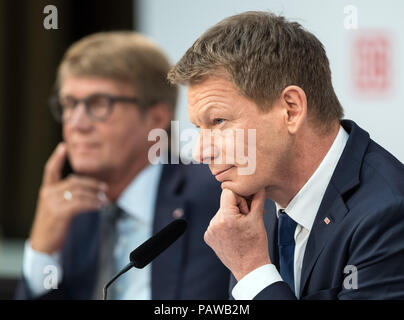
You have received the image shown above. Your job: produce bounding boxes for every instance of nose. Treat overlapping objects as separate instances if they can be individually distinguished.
[67,102,93,131]
[192,129,218,164]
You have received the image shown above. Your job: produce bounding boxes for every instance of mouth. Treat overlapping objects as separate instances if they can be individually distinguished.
[72,143,100,153]
[212,166,235,181]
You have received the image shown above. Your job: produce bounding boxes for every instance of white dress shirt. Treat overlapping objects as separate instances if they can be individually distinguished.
[23,163,163,299]
[232,126,349,300]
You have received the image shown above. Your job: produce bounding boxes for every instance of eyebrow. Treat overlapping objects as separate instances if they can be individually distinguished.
[60,91,114,98]
[201,104,227,116]
[190,104,219,127]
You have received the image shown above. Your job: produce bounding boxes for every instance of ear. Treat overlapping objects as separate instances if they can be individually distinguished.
[144,103,172,131]
[280,85,307,135]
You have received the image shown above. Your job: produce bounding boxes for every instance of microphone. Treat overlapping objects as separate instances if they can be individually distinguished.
[102,218,187,300]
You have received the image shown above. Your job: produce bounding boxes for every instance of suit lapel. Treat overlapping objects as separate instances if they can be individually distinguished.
[299,185,348,297]
[151,163,187,299]
[63,210,100,299]
[299,120,371,297]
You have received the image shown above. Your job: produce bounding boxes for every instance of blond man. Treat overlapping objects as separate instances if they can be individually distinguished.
[169,12,404,300]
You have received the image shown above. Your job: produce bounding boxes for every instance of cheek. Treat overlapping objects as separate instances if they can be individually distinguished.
[108,121,149,156]
[221,133,235,161]
[62,126,70,143]
[105,106,148,141]
[218,130,252,165]
[254,128,290,183]
[62,126,76,159]
[230,127,260,169]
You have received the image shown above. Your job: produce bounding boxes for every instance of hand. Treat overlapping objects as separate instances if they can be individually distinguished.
[204,188,271,281]
[29,143,109,254]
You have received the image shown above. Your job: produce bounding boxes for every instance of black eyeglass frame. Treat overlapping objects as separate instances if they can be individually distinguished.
[49,93,140,123]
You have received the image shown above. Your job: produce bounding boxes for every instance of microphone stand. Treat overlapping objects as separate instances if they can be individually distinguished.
[103,262,134,300]
[102,219,187,300]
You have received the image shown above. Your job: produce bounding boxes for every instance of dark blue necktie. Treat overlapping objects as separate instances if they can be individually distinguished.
[278,209,297,293]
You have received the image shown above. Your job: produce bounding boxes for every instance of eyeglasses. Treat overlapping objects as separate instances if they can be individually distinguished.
[49,93,140,123]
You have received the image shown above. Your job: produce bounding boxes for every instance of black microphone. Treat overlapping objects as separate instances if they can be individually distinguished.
[102,218,187,300]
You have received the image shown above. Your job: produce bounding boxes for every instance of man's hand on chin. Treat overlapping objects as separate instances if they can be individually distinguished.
[204,188,271,281]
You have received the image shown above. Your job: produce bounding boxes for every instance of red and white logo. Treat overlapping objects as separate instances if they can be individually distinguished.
[352,31,393,95]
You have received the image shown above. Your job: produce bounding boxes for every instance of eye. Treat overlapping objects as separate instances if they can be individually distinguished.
[59,96,76,110]
[213,118,225,125]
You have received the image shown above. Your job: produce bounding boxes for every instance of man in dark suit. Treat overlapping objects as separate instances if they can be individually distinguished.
[168,11,404,299]
[16,31,229,300]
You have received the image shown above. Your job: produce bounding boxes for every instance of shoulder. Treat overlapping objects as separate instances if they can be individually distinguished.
[364,140,404,190]
[347,141,404,243]
[361,139,404,199]
[339,138,404,241]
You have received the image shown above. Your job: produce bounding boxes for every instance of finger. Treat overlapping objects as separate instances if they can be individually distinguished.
[236,197,249,215]
[43,143,67,185]
[68,189,109,204]
[68,198,105,217]
[220,188,238,208]
[203,229,211,247]
[62,192,107,218]
[65,175,109,193]
[250,189,266,217]
[220,188,250,216]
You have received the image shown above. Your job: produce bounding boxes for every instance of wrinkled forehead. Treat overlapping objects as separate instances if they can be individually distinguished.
[187,75,239,108]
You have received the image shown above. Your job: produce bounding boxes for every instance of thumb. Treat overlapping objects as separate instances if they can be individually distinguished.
[250,188,266,217]
[220,188,238,208]
[220,189,250,215]
[43,142,67,185]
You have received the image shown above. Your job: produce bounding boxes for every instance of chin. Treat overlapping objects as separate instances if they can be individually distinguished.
[220,180,259,197]
[70,159,103,176]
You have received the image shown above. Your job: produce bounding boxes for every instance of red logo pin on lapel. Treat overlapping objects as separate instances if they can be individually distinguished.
[324,217,331,225]
[172,208,184,219]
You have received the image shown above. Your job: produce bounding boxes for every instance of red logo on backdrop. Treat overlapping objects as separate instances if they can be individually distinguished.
[353,32,392,94]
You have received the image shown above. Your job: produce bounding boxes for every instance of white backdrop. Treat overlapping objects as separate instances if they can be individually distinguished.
[136,0,404,162]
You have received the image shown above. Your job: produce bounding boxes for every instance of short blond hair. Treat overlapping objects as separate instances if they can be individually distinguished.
[57,31,177,114]
[168,11,343,130]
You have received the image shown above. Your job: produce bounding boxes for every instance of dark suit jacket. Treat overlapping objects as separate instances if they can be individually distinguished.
[231,119,404,300]
[16,163,230,300]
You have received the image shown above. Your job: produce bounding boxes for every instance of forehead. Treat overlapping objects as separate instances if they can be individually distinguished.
[187,75,265,126]
[188,75,238,104]
[60,76,135,97]
[187,76,241,116]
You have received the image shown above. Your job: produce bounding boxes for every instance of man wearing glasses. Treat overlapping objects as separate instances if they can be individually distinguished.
[16,32,230,300]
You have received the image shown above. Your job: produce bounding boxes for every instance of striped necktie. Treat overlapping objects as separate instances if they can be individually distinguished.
[93,203,123,299]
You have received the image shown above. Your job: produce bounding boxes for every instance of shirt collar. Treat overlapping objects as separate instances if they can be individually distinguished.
[275,126,349,231]
[117,162,163,225]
